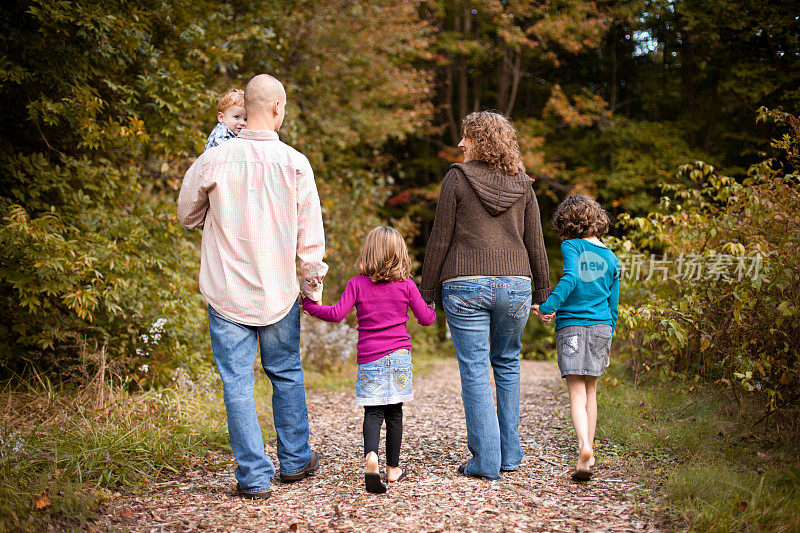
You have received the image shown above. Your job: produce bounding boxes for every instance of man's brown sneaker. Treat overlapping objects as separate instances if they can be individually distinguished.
[278,451,320,483]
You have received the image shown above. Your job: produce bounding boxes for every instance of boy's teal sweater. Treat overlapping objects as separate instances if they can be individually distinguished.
[539,239,620,333]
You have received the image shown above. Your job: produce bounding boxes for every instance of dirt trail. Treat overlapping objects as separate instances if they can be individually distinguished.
[105,359,670,532]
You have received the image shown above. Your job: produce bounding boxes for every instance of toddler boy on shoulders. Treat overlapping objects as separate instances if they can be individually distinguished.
[204,88,246,151]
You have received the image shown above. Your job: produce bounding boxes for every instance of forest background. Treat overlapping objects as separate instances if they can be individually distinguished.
[0,0,799,530]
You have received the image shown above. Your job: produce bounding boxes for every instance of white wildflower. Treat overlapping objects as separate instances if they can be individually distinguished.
[140,317,167,346]
[170,367,193,391]
[0,430,25,458]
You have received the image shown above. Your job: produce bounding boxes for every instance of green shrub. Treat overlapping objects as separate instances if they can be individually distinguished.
[609,108,800,409]
[0,149,210,378]
[0,1,434,380]
[0,1,222,378]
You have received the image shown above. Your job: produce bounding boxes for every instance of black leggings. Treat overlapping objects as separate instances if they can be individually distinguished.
[363,403,403,467]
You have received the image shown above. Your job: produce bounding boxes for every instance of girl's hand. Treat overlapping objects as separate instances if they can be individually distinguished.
[301,298,319,316]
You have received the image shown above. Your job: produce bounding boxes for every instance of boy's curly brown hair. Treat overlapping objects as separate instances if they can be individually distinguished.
[461,111,525,175]
[551,194,612,240]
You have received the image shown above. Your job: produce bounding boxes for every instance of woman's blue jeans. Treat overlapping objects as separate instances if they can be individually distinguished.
[208,299,313,493]
[442,277,532,480]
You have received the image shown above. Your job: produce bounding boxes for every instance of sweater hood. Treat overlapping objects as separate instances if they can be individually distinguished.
[451,161,532,216]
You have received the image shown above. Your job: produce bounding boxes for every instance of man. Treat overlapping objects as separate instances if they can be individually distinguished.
[177,74,327,500]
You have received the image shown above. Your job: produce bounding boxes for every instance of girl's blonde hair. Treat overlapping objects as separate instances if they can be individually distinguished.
[551,194,611,240]
[355,227,412,283]
[461,111,525,175]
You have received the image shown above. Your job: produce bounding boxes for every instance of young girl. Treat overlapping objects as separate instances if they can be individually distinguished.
[533,195,620,481]
[302,226,436,494]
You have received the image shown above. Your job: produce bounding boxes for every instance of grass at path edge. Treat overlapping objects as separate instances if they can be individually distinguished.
[597,361,800,531]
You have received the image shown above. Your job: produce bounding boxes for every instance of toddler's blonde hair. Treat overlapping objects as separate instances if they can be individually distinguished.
[217,88,245,113]
[355,227,412,283]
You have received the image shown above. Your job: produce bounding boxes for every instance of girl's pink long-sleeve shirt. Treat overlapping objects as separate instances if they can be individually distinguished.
[302,276,436,364]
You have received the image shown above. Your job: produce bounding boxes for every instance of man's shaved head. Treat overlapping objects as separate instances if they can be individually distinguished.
[245,74,287,115]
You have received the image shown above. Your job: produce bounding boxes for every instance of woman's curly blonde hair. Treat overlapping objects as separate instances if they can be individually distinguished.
[355,227,412,283]
[551,194,612,240]
[461,111,525,175]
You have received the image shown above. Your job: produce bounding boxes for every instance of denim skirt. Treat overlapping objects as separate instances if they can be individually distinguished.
[356,349,413,406]
[555,324,613,378]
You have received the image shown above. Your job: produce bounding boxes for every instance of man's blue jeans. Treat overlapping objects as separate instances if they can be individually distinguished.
[442,277,531,480]
[208,299,313,493]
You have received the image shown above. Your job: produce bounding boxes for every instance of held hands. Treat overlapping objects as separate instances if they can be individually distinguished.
[532,304,554,324]
[300,297,320,316]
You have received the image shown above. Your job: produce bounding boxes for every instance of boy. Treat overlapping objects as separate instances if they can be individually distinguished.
[204,88,246,151]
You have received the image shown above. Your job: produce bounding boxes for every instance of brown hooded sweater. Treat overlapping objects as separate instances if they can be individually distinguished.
[420,161,551,304]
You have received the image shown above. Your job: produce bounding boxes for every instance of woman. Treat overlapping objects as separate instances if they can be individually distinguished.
[420,111,551,480]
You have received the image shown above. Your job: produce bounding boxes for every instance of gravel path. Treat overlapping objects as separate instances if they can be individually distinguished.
[104,359,670,532]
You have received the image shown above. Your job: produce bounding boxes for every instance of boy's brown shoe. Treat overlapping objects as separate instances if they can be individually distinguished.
[278,451,319,483]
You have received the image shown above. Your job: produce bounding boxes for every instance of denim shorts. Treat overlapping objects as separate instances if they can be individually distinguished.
[555,324,613,378]
[356,349,413,406]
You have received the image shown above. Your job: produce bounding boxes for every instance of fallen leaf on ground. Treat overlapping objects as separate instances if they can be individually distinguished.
[33,490,51,509]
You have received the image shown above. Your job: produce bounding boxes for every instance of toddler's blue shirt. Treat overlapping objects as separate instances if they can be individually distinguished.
[204,122,237,151]
[539,239,620,333]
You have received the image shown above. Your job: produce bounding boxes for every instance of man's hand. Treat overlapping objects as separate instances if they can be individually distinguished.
[301,276,324,305]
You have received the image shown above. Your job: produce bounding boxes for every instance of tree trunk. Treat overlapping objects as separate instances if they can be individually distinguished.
[472,73,482,111]
[497,49,509,112]
[505,52,523,116]
[444,64,459,145]
[681,31,698,147]
[458,56,469,121]
[704,69,720,151]
[457,2,471,122]
[623,26,633,118]
[610,26,618,110]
